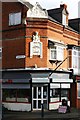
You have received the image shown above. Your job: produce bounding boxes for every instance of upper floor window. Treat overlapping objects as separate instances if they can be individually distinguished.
[0,48,2,59]
[9,12,21,26]
[62,14,67,26]
[50,46,64,61]
[77,83,80,98]
[72,48,79,69]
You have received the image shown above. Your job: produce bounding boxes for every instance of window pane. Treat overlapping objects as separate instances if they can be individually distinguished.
[72,49,78,69]
[9,14,14,25]
[17,89,30,102]
[50,47,56,59]
[78,52,80,69]
[9,12,21,26]
[38,87,41,99]
[0,52,1,58]
[62,14,66,26]
[50,89,60,102]
[3,89,16,102]
[33,87,37,98]
[50,46,63,61]
[15,12,21,25]
[2,89,31,103]
[57,47,63,61]
[77,83,80,98]
[61,89,69,101]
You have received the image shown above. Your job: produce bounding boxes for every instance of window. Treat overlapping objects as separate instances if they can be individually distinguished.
[62,14,66,26]
[61,89,69,101]
[78,51,80,69]
[3,89,31,103]
[50,88,60,102]
[3,89,16,102]
[71,47,80,74]
[0,48,2,59]
[50,88,70,102]
[50,47,56,60]
[50,46,64,61]
[72,48,78,69]
[77,83,80,98]
[9,12,21,26]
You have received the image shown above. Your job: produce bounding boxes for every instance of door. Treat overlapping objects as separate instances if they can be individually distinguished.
[32,85,48,110]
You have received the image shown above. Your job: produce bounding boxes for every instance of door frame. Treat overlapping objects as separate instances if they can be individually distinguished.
[32,85,48,110]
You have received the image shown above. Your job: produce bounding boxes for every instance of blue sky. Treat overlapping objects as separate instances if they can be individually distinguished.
[29,0,80,19]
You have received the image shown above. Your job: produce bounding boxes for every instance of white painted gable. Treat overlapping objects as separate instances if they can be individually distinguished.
[27,2,48,18]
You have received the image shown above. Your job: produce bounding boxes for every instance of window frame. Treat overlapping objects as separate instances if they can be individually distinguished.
[72,48,79,69]
[77,83,80,99]
[0,48,2,59]
[2,89,31,103]
[62,13,67,26]
[9,12,21,26]
[50,45,64,61]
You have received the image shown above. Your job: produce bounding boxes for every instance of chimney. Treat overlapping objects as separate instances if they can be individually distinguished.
[60,4,67,9]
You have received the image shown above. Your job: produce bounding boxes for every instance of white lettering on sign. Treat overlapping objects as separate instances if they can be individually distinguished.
[16,55,26,59]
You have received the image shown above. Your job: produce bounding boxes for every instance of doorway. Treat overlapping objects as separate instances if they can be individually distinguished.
[32,85,48,110]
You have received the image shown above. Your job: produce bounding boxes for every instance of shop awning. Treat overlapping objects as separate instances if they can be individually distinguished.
[52,79,73,83]
[2,84,30,89]
[32,78,49,83]
[2,71,31,79]
[49,72,73,83]
[2,71,31,88]
[31,73,50,83]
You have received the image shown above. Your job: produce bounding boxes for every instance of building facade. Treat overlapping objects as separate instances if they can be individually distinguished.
[2,1,80,111]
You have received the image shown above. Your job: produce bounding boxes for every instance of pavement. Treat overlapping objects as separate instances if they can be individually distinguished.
[2,108,80,120]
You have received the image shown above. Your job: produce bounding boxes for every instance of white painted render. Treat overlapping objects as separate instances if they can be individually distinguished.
[3,102,31,111]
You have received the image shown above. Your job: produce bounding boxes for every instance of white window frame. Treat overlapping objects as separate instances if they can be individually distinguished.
[77,83,80,98]
[78,51,80,69]
[72,48,78,69]
[62,14,66,26]
[0,48,2,59]
[50,46,56,60]
[9,12,21,26]
[50,46,64,61]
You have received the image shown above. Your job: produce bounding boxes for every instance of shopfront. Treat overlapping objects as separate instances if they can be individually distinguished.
[2,70,32,111]
[73,76,80,109]
[2,70,51,111]
[2,70,73,111]
[49,71,73,110]
[31,72,50,110]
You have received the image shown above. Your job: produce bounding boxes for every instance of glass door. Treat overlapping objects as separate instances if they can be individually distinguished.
[32,85,48,110]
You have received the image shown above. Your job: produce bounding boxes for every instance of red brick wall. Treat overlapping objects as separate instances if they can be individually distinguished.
[2,3,79,69]
[77,99,80,109]
[2,39,25,69]
[47,19,78,70]
[25,18,48,68]
[2,2,27,69]
[70,83,77,107]
[2,2,28,31]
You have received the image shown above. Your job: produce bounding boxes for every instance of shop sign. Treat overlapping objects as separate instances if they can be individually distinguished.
[58,106,67,113]
[16,55,26,59]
